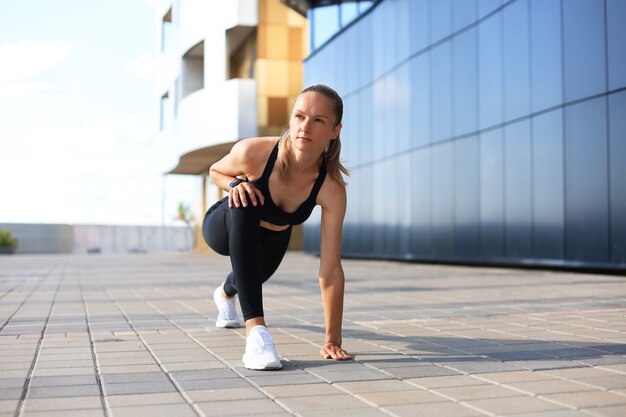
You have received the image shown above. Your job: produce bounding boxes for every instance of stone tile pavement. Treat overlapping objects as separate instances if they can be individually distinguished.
[1,251,626,417]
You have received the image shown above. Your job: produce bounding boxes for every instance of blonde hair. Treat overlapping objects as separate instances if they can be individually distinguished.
[276,84,349,186]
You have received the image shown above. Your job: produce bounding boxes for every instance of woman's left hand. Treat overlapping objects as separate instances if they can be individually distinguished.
[320,343,352,360]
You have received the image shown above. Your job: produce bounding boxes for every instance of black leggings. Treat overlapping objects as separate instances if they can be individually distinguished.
[202,197,292,321]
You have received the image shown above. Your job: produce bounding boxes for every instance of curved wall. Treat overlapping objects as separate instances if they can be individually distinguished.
[303,0,626,270]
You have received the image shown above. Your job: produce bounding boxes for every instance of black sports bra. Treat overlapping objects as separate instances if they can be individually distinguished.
[251,141,327,226]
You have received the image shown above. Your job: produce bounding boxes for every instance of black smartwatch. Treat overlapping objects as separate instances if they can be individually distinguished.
[229,178,246,188]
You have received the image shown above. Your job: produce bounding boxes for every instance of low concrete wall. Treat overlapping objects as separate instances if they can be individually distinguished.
[0,223,193,254]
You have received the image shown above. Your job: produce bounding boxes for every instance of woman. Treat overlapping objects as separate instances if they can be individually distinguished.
[202,84,352,370]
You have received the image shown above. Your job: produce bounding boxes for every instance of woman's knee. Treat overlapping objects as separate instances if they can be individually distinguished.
[202,209,230,255]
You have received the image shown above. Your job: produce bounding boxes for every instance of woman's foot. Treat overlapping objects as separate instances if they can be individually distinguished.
[213,283,241,328]
[242,325,282,370]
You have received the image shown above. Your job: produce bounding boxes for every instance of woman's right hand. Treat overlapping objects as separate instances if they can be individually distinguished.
[229,181,265,208]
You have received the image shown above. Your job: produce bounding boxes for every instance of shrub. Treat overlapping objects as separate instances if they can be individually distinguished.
[0,229,18,249]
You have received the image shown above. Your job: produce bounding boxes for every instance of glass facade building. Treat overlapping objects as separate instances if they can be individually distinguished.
[298,0,626,270]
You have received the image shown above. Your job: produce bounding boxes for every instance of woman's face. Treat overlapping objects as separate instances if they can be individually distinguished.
[289,92,341,153]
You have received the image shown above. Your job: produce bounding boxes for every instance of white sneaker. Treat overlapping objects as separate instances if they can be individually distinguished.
[213,284,241,328]
[242,325,282,370]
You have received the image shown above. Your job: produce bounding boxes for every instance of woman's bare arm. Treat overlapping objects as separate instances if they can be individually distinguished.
[317,179,351,360]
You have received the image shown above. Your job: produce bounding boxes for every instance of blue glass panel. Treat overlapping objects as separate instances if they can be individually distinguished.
[480,128,504,257]
[397,154,412,257]
[504,120,532,258]
[454,135,480,257]
[358,14,373,89]
[396,0,411,63]
[372,79,386,160]
[562,0,607,102]
[453,28,478,137]
[453,0,477,32]
[478,13,503,130]
[532,109,564,259]
[360,86,373,165]
[312,4,340,50]
[371,1,388,79]
[530,0,562,112]
[431,43,453,142]
[344,23,358,94]
[432,142,454,257]
[340,0,359,26]
[359,165,374,254]
[564,97,609,262]
[383,74,397,158]
[411,148,432,256]
[609,91,626,262]
[607,0,626,90]
[409,54,430,147]
[431,0,452,43]
[358,0,374,13]
[479,0,503,18]
[409,0,429,54]
[503,0,530,122]
[396,64,411,153]
[383,159,398,256]
[372,161,385,254]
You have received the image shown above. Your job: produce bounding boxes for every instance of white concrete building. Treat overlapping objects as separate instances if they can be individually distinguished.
[153,0,308,248]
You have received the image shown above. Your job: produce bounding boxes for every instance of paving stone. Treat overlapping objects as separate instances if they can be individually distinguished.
[294,408,389,417]
[104,381,176,395]
[0,400,17,413]
[504,411,590,417]
[33,366,95,377]
[311,369,393,383]
[543,391,626,408]
[111,403,196,417]
[248,373,325,387]
[385,401,485,417]
[22,409,105,417]
[107,392,186,407]
[477,370,559,383]
[578,375,626,390]
[196,398,286,416]
[357,389,447,406]
[30,374,97,387]
[177,377,251,390]
[384,365,462,379]
[186,387,266,402]
[334,379,417,393]
[262,383,341,398]
[276,393,365,411]
[507,379,602,395]
[583,404,626,417]
[28,384,101,399]
[466,395,565,415]
[22,396,102,411]
[404,375,487,389]
[435,384,522,401]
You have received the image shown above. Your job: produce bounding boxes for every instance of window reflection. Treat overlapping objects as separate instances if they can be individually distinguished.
[310,0,377,50]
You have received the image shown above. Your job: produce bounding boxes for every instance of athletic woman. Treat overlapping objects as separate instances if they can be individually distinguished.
[202,84,352,370]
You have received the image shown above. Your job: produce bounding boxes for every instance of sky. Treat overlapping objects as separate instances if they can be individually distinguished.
[0,0,196,226]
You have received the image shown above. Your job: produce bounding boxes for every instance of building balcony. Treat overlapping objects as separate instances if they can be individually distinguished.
[175,78,257,158]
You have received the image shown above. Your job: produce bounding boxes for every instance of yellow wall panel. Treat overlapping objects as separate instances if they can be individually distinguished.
[266,0,288,24]
[288,61,303,95]
[287,8,306,28]
[255,59,268,96]
[288,27,302,61]
[264,61,289,96]
[258,0,267,23]
[257,93,268,127]
[266,25,289,60]
[257,25,267,59]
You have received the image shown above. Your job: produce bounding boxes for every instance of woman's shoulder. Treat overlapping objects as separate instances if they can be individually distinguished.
[317,175,346,209]
[232,137,279,179]
[233,137,278,157]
